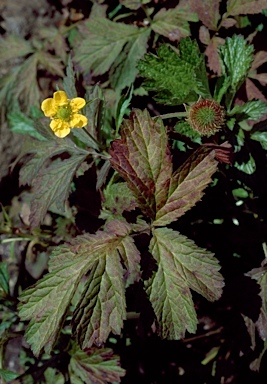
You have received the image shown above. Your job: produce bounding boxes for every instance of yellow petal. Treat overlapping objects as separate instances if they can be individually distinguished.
[70,97,86,113]
[70,114,88,128]
[41,98,57,117]
[53,91,68,106]
[50,119,70,138]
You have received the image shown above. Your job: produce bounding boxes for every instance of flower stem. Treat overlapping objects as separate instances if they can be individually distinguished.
[153,112,188,120]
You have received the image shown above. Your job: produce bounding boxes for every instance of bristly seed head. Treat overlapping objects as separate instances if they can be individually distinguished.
[187,98,225,136]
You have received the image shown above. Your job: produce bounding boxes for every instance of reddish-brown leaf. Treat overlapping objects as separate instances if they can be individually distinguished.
[227,0,267,16]
[246,78,267,102]
[110,109,172,220]
[205,36,225,74]
[251,50,267,70]
[189,0,221,30]
[199,26,210,46]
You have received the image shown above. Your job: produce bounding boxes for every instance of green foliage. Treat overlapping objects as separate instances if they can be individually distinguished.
[74,17,150,91]
[146,227,224,338]
[69,344,125,383]
[137,38,211,105]
[218,35,254,108]
[0,262,9,298]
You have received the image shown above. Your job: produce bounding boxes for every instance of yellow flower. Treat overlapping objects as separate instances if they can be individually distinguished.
[41,90,88,138]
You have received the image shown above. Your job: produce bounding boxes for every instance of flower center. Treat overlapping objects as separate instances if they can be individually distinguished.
[194,106,216,127]
[57,104,72,120]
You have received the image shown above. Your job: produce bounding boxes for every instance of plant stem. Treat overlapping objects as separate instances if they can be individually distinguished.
[153,112,188,120]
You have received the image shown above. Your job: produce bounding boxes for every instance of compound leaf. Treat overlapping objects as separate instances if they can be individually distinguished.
[154,147,218,227]
[19,220,135,355]
[29,155,88,227]
[0,34,33,62]
[138,38,210,105]
[226,0,267,16]
[152,0,198,41]
[189,0,221,30]
[75,16,149,89]
[69,344,125,383]
[146,227,224,339]
[72,226,140,348]
[110,109,172,219]
[246,262,267,340]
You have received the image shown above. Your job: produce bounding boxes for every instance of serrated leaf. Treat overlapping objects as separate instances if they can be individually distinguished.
[38,51,64,77]
[0,262,9,297]
[100,182,139,221]
[0,34,33,61]
[19,220,135,355]
[152,0,198,41]
[234,153,256,174]
[75,17,149,77]
[219,35,254,108]
[146,227,224,339]
[29,155,88,227]
[69,344,125,384]
[15,53,40,110]
[229,100,267,121]
[251,50,267,70]
[190,0,221,30]
[138,38,210,105]
[7,108,45,140]
[246,78,267,102]
[72,229,140,348]
[227,0,267,16]
[204,36,225,75]
[154,147,218,227]
[251,131,267,150]
[109,28,150,91]
[246,263,267,340]
[63,55,77,99]
[110,109,172,219]
[0,368,19,381]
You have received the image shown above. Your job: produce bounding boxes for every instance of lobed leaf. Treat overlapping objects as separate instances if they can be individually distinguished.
[69,344,125,383]
[229,100,267,121]
[29,155,88,227]
[146,227,224,339]
[219,35,254,107]
[19,220,137,355]
[152,0,198,41]
[251,131,267,150]
[0,34,33,62]
[154,147,218,227]
[75,16,149,90]
[110,109,172,219]
[246,262,267,340]
[189,0,221,30]
[72,224,141,349]
[226,0,267,16]
[138,38,210,105]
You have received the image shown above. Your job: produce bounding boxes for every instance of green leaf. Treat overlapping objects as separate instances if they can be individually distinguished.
[251,131,267,150]
[19,220,136,355]
[109,28,150,91]
[75,17,149,83]
[69,344,125,384]
[232,188,249,198]
[189,0,221,30]
[227,0,267,16]
[0,262,9,297]
[146,227,224,339]
[115,85,133,133]
[229,100,267,121]
[110,109,173,219]
[0,34,33,61]
[246,262,267,341]
[219,35,254,108]
[44,367,65,384]
[38,51,64,77]
[174,121,202,143]
[138,38,210,105]
[0,368,19,381]
[152,1,198,40]
[7,108,45,140]
[154,146,218,227]
[29,155,88,227]
[72,226,140,348]
[99,182,138,221]
[63,55,78,99]
[15,53,40,111]
[234,153,256,174]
